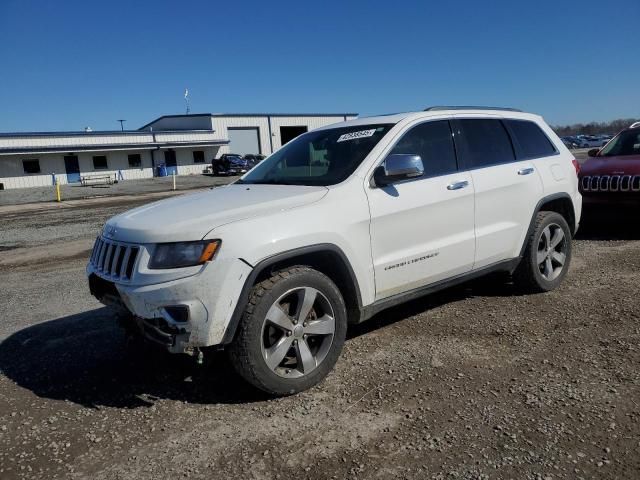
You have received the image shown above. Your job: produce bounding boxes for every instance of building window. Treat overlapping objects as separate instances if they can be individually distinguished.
[23,159,41,174]
[93,155,108,170]
[128,153,142,168]
[193,150,205,163]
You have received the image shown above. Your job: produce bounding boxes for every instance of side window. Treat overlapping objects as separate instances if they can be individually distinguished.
[505,119,557,159]
[128,154,142,167]
[455,119,515,169]
[192,151,205,163]
[23,159,41,174]
[389,120,457,177]
[93,155,108,170]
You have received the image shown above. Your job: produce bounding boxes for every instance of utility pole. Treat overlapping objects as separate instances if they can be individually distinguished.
[117,119,126,131]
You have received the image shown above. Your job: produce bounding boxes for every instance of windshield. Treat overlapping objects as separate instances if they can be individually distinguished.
[238,124,393,186]
[599,129,640,157]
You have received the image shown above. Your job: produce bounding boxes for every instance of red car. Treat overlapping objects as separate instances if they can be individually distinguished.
[579,123,640,205]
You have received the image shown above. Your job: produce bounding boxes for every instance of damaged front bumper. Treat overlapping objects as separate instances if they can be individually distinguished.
[88,272,199,353]
[87,256,252,353]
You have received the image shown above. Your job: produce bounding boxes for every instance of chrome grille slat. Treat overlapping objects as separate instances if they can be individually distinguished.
[103,244,114,272]
[581,176,590,191]
[90,237,140,282]
[110,245,122,276]
[610,175,620,192]
[599,175,610,192]
[97,241,108,270]
[119,247,132,279]
[126,247,139,279]
[621,175,631,191]
[94,239,103,263]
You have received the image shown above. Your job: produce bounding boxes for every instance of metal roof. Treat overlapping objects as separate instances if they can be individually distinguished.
[0,129,229,156]
[209,113,359,117]
[0,129,214,138]
[0,141,229,155]
[139,112,359,130]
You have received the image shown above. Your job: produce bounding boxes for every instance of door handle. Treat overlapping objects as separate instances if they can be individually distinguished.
[518,167,535,175]
[447,180,469,190]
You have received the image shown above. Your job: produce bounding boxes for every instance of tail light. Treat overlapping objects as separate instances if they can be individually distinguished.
[571,159,580,175]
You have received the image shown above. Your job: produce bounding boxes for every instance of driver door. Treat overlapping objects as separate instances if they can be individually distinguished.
[366,119,476,300]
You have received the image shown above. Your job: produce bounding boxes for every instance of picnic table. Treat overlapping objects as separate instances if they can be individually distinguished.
[80,173,116,186]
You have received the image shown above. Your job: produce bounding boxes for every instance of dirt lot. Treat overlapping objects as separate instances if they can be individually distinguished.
[1,190,639,479]
[0,174,235,206]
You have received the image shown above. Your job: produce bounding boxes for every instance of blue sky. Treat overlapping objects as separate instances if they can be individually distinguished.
[0,0,637,132]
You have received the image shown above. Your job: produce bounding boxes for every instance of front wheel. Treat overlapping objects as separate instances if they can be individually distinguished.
[513,211,572,293]
[228,267,347,395]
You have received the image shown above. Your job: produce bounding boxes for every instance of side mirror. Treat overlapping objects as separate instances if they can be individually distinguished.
[588,148,599,157]
[374,154,424,187]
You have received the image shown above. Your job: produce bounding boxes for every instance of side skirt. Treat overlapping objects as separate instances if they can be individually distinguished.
[358,258,520,323]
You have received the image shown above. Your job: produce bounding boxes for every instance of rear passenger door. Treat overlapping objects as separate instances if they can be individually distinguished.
[452,117,544,269]
[367,119,475,300]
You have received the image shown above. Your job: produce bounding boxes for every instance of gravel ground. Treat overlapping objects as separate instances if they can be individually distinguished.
[1,195,639,479]
[0,174,236,206]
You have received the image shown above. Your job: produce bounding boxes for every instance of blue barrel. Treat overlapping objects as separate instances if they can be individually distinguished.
[157,164,168,177]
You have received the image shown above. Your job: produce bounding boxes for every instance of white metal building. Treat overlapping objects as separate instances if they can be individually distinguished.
[0,112,357,190]
[140,113,358,156]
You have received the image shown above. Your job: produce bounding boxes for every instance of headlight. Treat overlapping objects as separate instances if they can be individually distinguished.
[148,240,220,269]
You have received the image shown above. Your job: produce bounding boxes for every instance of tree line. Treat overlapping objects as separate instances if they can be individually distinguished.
[552,118,639,137]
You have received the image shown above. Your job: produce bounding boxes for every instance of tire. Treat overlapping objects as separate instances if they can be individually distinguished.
[513,211,572,293]
[228,266,347,396]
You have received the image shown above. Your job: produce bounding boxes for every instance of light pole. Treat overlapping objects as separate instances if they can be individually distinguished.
[117,119,126,131]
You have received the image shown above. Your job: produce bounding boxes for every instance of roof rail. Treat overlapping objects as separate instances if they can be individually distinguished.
[424,106,523,112]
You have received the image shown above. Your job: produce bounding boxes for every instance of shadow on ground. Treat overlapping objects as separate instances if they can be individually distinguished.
[0,307,270,409]
[0,279,516,410]
[576,205,640,241]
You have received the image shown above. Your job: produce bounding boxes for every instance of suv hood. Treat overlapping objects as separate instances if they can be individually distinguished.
[104,184,328,244]
[580,154,640,176]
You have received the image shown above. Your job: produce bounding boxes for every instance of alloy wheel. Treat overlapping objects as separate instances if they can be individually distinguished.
[537,223,567,281]
[260,287,336,378]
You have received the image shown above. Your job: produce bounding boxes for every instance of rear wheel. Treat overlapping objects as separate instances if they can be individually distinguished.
[228,267,347,395]
[513,211,572,293]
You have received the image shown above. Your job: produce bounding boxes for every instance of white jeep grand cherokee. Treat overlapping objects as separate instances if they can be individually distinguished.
[88,107,582,395]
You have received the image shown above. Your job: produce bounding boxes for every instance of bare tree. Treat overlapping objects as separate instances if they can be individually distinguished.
[552,118,639,137]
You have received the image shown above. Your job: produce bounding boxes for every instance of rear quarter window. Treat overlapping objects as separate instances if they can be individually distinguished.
[505,119,557,159]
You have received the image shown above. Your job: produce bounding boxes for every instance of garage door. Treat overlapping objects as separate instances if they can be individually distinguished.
[227,127,261,155]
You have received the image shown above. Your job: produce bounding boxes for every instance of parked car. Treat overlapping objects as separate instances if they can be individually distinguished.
[579,123,640,205]
[243,154,266,167]
[561,136,580,149]
[211,154,251,175]
[576,135,608,148]
[87,107,581,395]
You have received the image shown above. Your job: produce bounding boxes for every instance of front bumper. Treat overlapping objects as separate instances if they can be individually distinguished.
[87,251,253,353]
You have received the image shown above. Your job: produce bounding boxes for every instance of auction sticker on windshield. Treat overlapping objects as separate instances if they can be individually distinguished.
[337,129,377,142]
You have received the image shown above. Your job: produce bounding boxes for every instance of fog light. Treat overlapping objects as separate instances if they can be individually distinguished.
[164,305,189,323]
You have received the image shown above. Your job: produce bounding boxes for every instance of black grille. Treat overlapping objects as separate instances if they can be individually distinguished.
[90,237,140,281]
